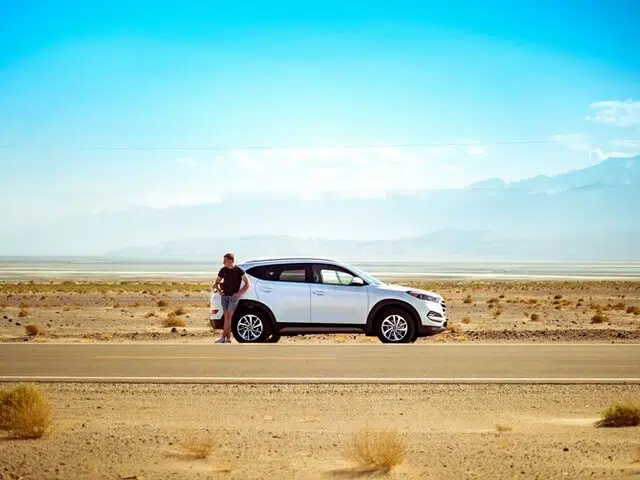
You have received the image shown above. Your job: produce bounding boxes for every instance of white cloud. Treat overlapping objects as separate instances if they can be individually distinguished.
[590,148,638,160]
[552,133,591,152]
[612,139,640,148]
[467,145,488,157]
[553,133,639,161]
[212,144,485,197]
[446,138,489,158]
[586,100,640,128]
[176,157,201,168]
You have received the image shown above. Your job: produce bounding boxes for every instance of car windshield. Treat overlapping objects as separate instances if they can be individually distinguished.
[346,264,385,286]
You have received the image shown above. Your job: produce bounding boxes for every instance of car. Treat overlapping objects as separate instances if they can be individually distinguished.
[209,257,447,343]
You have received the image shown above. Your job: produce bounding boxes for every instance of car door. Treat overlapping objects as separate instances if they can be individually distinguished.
[249,263,312,324]
[310,264,369,325]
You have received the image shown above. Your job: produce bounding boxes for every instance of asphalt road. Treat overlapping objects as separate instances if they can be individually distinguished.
[0,344,639,384]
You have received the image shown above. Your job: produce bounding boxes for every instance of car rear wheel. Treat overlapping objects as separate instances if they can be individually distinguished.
[232,310,271,343]
[376,309,416,344]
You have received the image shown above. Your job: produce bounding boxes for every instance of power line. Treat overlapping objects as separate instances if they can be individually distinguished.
[1,138,639,151]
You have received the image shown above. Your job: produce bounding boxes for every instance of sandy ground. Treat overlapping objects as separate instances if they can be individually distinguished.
[0,383,638,479]
[1,280,639,343]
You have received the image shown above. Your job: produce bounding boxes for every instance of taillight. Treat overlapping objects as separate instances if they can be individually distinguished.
[212,309,219,314]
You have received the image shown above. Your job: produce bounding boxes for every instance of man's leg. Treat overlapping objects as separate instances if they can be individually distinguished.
[216,296,230,342]
[223,311,232,340]
[223,296,239,341]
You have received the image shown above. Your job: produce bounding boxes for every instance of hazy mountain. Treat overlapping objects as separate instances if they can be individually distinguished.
[107,228,640,262]
[3,156,639,260]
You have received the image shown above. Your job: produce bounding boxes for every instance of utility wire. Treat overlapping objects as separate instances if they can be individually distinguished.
[1,138,639,151]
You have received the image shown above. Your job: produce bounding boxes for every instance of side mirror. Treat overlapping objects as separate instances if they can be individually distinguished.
[351,277,365,286]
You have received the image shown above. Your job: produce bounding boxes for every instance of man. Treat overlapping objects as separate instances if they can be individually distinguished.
[212,253,251,343]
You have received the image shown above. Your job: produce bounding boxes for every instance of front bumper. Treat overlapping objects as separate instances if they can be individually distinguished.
[420,299,447,328]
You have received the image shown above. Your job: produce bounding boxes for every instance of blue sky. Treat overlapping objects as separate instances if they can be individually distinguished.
[1,0,639,231]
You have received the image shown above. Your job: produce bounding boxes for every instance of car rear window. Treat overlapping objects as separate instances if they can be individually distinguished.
[246,265,276,281]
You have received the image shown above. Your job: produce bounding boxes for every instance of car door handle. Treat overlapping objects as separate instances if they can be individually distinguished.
[260,287,273,293]
[313,291,325,296]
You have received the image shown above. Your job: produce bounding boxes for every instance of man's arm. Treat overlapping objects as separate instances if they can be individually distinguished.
[212,276,222,293]
[237,274,251,296]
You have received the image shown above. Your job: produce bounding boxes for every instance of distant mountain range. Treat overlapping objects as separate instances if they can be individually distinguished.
[107,229,640,262]
[3,155,639,260]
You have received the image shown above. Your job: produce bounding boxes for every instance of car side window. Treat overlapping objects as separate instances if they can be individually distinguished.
[246,265,277,281]
[317,266,356,286]
[278,267,307,283]
[247,264,310,283]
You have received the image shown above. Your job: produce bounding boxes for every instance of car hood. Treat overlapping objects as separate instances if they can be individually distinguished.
[374,283,442,300]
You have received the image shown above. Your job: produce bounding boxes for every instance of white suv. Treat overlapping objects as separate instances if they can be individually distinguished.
[209,257,447,343]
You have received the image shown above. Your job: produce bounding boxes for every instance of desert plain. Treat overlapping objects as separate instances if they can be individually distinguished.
[0,279,639,479]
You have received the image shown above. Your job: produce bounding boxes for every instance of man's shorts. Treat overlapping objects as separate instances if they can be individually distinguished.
[220,295,240,314]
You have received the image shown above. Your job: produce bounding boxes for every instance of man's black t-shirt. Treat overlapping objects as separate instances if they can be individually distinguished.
[218,266,245,296]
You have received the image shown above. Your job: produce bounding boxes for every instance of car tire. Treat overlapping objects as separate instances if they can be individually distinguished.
[232,308,271,343]
[266,333,281,343]
[375,308,417,344]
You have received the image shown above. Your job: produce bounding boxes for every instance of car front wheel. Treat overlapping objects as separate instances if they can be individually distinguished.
[376,309,416,344]
[232,310,271,343]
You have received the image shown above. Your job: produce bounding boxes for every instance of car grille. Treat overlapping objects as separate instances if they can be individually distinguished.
[440,299,447,316]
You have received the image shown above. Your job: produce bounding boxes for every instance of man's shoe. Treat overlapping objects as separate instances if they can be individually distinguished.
[215,337,226,344]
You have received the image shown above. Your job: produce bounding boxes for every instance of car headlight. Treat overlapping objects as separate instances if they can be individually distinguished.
[407,291,440,303]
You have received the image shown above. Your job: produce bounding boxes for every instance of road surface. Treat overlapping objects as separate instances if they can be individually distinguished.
[1,343,639,383]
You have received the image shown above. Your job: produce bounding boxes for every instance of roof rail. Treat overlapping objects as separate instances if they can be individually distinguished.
[242,256,338,264]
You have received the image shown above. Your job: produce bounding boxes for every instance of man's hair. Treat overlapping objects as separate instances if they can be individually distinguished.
[223,253,235,262]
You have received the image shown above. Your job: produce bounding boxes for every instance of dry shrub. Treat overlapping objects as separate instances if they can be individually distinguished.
[173,306,187,316]
[180,436,215,459]
[498,294,505,299]
[596,403,640,428]
[133,302,142,308]
[0,384,52,439]
[18,309,30,318]
[163,313,186,328]
[494,309,503,317]
[591,314,608,324]
[144,312,156,318]
[553,294,563,300]
[24,324,46,337]
[488,298,500,304]
[463,296,472,304]
[157,299,169,308]
[461,317,471,324]
[345,428,405,474]
[447,323,462,333]
[530,313,540,321]
[627,306,640,315]
[496,424,513,432]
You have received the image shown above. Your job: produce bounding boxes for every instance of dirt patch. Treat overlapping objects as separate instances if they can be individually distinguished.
[0,383,639,479]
